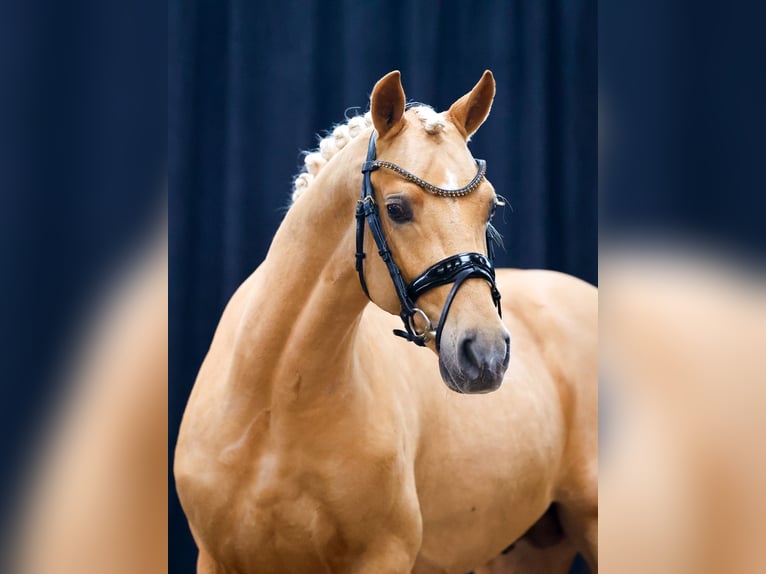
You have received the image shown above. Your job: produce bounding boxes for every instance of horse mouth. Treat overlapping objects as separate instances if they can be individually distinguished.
[438,355,506,394]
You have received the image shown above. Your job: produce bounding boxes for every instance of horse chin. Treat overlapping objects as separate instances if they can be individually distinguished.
[438,354,505,395]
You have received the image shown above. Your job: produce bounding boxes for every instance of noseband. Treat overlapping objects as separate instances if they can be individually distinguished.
[355,132,502,350]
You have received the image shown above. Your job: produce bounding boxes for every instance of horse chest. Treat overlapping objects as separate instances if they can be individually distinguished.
[197,454,339,573]
[204,431,389,573]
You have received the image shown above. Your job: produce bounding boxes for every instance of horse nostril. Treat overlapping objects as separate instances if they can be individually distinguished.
[458,331,510,375]
[498,335,511,371]
[459,333,481,370]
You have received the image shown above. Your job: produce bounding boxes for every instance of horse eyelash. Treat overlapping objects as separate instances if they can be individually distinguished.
[487,222,505,251]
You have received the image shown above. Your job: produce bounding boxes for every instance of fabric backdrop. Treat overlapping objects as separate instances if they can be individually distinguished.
[169,1,596,571]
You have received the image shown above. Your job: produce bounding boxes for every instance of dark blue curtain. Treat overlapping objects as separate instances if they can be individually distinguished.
[169,1,596,571]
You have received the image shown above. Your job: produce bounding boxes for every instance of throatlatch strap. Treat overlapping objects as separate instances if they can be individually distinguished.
[355,135,381,300]
[355,201,372,299]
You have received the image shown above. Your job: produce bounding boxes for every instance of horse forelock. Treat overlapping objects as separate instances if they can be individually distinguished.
[291,105,447,204]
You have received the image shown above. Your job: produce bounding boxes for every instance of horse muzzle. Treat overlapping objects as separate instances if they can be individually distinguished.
[438,327,511,394]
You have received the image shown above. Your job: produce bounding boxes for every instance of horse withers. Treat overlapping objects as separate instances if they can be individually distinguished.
[175,71,598,573]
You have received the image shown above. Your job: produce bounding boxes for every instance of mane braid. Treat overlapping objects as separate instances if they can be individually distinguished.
[290,104,447,205]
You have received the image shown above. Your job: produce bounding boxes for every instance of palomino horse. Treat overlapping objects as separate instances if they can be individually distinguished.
[175,71,597,573]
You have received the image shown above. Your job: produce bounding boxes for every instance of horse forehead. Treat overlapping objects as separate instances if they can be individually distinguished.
[407,140,480,186]
[385,117,486,192]
[436,166,463,190]
[417,175,493,228]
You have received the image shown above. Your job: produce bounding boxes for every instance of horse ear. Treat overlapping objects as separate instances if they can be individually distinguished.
[448,70,496,138]
[370,71,406,139]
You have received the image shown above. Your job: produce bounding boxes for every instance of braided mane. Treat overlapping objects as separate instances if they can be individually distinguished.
[291,105,447,204]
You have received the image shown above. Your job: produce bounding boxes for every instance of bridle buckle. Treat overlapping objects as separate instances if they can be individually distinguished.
[407,307,435,341]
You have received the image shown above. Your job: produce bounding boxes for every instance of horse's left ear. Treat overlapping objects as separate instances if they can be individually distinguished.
[448,70,496,138]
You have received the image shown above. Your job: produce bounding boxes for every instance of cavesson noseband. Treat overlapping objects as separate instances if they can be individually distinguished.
[355,131,502,350]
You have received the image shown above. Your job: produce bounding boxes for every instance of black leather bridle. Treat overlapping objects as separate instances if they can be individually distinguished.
[355,131,502,350]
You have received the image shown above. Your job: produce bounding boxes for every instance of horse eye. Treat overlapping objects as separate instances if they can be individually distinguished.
[386,203,410,223]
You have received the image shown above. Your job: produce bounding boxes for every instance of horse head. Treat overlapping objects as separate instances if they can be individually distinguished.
[358,71,510,394]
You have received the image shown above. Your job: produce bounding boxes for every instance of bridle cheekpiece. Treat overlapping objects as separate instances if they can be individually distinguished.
[355,131,502,350]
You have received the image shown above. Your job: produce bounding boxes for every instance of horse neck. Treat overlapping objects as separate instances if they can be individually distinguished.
[230,155,369,407]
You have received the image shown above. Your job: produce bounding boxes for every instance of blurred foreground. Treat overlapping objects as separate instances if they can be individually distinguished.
[6,227,168,574]
[600,243,766,573]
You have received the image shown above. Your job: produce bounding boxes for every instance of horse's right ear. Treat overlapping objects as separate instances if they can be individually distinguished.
[370,71,406,139]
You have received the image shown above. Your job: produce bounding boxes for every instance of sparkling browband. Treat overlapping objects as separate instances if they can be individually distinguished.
[366,159,487,197]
